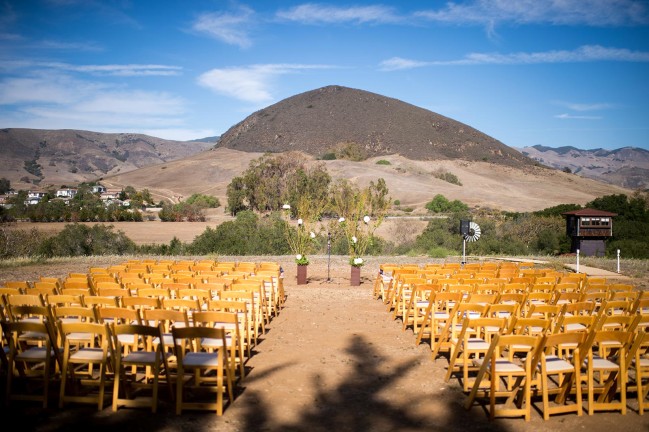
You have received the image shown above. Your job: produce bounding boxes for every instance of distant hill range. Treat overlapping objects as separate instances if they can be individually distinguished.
[518,145,649,190]
[0,128,213,189]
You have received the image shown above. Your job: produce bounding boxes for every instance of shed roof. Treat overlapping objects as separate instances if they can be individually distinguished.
[561,208,618,217]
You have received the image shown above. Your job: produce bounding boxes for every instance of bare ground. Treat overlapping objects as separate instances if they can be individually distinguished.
[1,255,647,432]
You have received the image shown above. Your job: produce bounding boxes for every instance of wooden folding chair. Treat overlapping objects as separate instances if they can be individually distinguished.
[111,323,173,413]
[465,333,540,421]
[581,329,633,415]
[193,310,246,380]
[172,326,235,415]
[445,316,508,391]
[432,301,488,361]
[626,330,649,414]
[534,332,585,419]
[58,321,114,410]
[1,319,60,408]
[415,291,462,348]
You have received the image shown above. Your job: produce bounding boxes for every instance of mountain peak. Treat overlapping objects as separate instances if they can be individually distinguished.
[216,85,534,167]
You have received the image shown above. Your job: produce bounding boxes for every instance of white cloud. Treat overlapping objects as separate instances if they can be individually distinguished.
[0,73,188,131]
[0,60,182,77]
[277,3,400,24]
[558,102,614,112]
[198,63,334,103]
[40,39,103,51]
[415,0,649,27]
[555,113,602,120]
[192,6,254,48]
[380,45,649,70]
[379,57,432,71]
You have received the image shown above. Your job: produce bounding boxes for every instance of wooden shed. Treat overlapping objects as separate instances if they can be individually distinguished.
[561,208,617,257]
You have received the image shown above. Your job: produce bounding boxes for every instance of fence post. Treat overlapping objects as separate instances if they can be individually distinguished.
[617,249,620,274]
[576,249,580,273]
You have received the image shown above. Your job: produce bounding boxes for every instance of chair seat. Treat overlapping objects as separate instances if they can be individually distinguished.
[184,352,220,368]
[538,355,574,374]
[584,355,620,371]
[474,358,525,374]
[122,350,167,366]
[70,347,110,362]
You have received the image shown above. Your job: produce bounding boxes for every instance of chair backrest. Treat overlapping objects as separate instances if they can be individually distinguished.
[172,325,227,354]
[97,306,142,325]
[142,308,189,332]
[508,316,551,337]
[46,293,86,307]
[121,296,161,311]
[84,295,121,308]
[4,293,46,308]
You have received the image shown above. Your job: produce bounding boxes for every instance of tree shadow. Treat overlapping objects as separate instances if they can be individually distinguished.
[238,334,511,432]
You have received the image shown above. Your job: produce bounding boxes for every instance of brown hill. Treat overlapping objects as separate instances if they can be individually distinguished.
[100,147,630,213]
[0,128,213,189]
[217,85,533,167]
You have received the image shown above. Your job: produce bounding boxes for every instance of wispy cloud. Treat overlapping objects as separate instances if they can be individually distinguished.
[1,60,182,77]
[192,6,255,48]
[558,102,615,112]
[380,45,649,70]
[198,63,335,103]
[555,113,603,120]
[40,39,103,51]
[276,3,401,24]
[379,57,431,71]
[415,0,649,27]
[0,71,189,133]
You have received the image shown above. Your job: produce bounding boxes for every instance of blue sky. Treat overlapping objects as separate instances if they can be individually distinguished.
[1,1,648,150]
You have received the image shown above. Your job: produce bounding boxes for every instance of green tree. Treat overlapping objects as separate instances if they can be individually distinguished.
[38,223,136,257]
[425,194,469,213]
[0,177,11,194]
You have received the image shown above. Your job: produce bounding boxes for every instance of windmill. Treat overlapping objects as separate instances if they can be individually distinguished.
[460,220,481,265]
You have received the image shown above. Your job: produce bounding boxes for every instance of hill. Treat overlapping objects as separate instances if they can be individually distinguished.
[518,145,649,190]
[100,147,629,213]
[0,128,213,189]
[217,85,533,167]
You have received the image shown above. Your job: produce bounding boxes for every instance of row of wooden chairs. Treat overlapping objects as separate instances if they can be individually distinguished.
[0,292,262,414]
[375,262,649,420]
[1,307,239,414]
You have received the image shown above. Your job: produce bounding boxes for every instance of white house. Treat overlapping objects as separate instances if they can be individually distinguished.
[56,188,77,198]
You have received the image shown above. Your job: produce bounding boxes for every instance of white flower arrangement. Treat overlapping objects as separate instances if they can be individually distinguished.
[295,254,309,265]
[351,257,364,267]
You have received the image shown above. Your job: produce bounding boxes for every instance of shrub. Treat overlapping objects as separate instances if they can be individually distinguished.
[320,152,336,160]
[425,194,469,213]
[37,223,136,257]
[376,159,391,165]
[432,169,462,186]
[0,227,49,259]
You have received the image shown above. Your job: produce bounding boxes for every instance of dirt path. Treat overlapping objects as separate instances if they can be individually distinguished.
[1,256,647,431]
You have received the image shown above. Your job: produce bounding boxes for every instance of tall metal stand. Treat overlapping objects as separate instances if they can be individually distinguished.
[327,232,332,282]
[462,236,467,267]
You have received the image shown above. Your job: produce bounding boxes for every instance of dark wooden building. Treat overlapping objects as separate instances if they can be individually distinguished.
[561,208,617,257]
